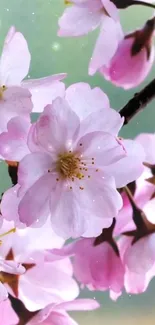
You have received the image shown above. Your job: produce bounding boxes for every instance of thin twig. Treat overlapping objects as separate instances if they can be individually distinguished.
[119,78,155,125]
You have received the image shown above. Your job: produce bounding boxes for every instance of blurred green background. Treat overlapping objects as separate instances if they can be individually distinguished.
[0,0,155,323]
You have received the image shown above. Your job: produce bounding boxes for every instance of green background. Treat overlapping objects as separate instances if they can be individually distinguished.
[0,0,155,323]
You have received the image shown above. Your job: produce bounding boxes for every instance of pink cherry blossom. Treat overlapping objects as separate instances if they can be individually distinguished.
[51,238,124,300]
[0,26,66,114]
[16,99,127,238]
[118,228,155,294]
[0,220,79,311]
[26,299,100,325]
[1,86,145,238]
[0,299,19,325]
[19,105,124,237]
[100,17,155,89]
[58,0,123,75]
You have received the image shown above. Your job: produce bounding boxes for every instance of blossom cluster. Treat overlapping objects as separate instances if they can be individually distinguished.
[59,0,155,88]
[0,0,155,323]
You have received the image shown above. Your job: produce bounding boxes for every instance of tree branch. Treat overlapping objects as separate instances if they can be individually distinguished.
[119,78,155,125]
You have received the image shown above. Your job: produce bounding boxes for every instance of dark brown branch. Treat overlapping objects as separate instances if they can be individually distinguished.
[112,0,155,9]
[119,78,155,125]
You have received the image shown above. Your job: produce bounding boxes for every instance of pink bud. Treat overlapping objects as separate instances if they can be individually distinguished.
[100,17,155,89]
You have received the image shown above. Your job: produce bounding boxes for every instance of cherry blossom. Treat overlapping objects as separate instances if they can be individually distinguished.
[0,220,79,311]
[26,299,99,325]
[100,17,155,89]
[58,0,123,75]
[6,94,144,239]
[114,132,155,294]
[51,237,124,301]
[0,299,19,325]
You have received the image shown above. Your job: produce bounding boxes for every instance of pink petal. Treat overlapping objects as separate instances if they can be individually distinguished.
[83,216,112,237]
[50,182,89,239]
[0,86,32,133]
[18,152,52,193]
[124,234,155,273]
[136,133,155,164]
[19,260,79,311]
[65,82,110,120]
[101,0,118,21]
[34,98,80,153]
[77,131,126,166]
[58,6,102,37]
[0,299,19,324]
[89,17,123,75]
[104,139,145,188]
[23,74,66,113]
[11,220,64,261]
[0,283,8,302]
[0,116,30,161]
[80,108,123,137]
[0,26,30,86]
[77,173,122,222]
[0,259,25,275]
[143,198,155,224]
[18,173,53,226]
[89,242,124,292]
[125,270,148,294]
[1,185,22,225]
[57,299,100,311]
[28,310,78,325]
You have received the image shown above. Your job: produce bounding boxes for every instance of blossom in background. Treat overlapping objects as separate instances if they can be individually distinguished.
[100,17,155,89]
[114,132,155,294]
[26,299,99,325]
[50,237,124,301]
[0,231,25,301]
[0,299,19,325]
[0,26,66,115]
[0,220,78,311]
[58,0,123,75]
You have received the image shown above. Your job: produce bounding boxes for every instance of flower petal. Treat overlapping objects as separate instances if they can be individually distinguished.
[89,17,123,75]
[0,86,32,133]
[0,299,19,324]
[58,6,102,37]
[124,234,155,273]
[104,139,145,188]
[23,74,66,113]
[0,116,30,161]
[18,152,52,193]
[57,299,100,311]
[19,259,79,311]
[0,26,30,85]
[35,98,80,153]
[65,82,110,120]
[80,108,123,136]
[0,283,8,302]
[77,131,126,166]
[18,173,53,226]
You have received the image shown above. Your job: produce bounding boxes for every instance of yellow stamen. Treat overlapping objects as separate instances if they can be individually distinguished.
[0,85,7,100]
[64,0,72,4]
[0,228,16,239]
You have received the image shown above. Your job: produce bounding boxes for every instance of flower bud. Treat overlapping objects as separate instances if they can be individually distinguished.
[100,17,155,89]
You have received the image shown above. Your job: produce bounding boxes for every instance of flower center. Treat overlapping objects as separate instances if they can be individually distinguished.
[56,152,81,179]
[0,85,7,99]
